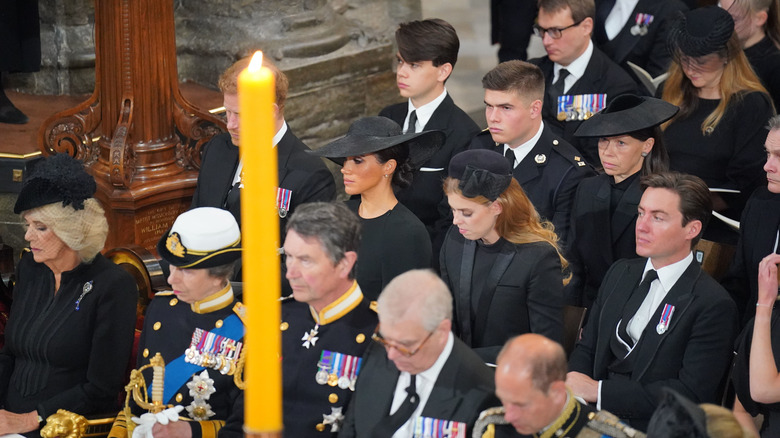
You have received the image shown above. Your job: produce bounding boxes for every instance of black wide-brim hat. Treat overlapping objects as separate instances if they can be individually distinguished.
[14,153,97,214]
[308,116,445,168]
[645,388,708,438]
[574,94,679,138]
[666,6,734,58]
[448,149,513,201]
[157,207,242,269]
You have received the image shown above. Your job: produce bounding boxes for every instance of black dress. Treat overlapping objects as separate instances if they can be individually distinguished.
[745,37,780,110]
[1,252,137,437]
[663,91,773,241]
[345,199,432,301]
[733,309,780,437]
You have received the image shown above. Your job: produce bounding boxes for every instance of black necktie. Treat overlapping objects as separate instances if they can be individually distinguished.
[406,110,418,134]
[373,375,420,437]
[504,148,516,167]
[552,68,570,97]
[617,269,658,347]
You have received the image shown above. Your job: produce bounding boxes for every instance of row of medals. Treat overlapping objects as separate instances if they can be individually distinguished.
[315,365,357,391]
[184,329,243,376]
[557,109,595,122]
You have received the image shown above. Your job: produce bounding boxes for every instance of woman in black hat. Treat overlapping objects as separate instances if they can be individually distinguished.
[1,154,137,437]
[721,0,780,108]
[662,5,774,243]
[440,149,566,364]
[309,116,445,301]
[567,94,674,309]
[109,206,244,438]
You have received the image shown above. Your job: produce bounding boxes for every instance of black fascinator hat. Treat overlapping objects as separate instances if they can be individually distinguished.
[14,154,97,214]
[448,150,513,201]
[645,388,708,438]
[667,6,734,58]
[574,94,679,138]
[308,116,445,169]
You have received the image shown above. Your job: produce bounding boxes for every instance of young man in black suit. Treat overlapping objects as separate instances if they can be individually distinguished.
[470,60,595,248]
[340,269,497,437]
[723,115,780,325]
[567,172,739,431]
[529,0,637,165]
[379,19,481,266]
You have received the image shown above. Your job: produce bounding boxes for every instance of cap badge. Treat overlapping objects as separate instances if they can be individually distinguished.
[166,232,186,258]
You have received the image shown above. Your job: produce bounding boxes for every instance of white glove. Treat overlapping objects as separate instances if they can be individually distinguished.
[131,406,184,438]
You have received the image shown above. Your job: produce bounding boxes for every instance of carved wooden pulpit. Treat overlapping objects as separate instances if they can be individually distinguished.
[38,0,224,251]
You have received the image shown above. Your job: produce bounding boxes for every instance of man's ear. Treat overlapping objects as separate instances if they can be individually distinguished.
[338,251,358,278]
[437,63,453,83]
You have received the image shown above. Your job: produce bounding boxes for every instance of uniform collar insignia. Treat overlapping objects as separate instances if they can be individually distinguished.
[309,281,363,325]
[191,284,234,314]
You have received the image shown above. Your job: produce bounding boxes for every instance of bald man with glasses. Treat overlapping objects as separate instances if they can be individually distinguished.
[529,0,637,166]
[339,270,497,438]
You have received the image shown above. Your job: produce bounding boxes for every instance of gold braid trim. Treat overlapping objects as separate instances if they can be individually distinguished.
[233,341,246,389]
[199,420,226,438]
[536,389,580,438]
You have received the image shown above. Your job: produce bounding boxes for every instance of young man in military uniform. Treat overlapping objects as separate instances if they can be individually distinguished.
[280,202,377,436]
[478,334,644,438]
[109,207,245,438]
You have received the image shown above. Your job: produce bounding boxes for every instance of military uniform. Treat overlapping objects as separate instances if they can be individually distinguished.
[281,282,377,437]
[110,286,245,438]
[479,392,646,438]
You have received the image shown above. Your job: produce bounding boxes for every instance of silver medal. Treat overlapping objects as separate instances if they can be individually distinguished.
[316,369,329,385]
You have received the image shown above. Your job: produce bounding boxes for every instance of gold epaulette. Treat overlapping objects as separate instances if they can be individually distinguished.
[586,411,646,438]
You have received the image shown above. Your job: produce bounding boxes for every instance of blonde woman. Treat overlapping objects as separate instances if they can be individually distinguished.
[662,6,774,242]
[440,149,566,364]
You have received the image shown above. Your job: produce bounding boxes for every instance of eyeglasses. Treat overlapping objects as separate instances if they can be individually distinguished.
[371,323,435,357]
[533,20,584,39]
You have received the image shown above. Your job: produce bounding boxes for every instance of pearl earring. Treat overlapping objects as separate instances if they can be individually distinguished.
[641,152,648,157]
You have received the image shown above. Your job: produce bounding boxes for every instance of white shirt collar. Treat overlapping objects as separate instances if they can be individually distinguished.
[504,121,545,168]
[234,120,287,185]
[553,40,594,93]
[645,252,694,291]
[405,88,448,133]
[272,120,288,147]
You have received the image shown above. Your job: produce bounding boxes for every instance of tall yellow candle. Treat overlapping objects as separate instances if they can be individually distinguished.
[239,51,282,434]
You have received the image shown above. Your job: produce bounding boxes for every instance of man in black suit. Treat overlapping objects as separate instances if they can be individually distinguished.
[723,115,780,326]
[567,172,739,431]
[340,269,497,437]
[191,56,336,238]
[529,0,637,165]
[593,0,688,83]
[471,61,595,248]
[379,19,480,264]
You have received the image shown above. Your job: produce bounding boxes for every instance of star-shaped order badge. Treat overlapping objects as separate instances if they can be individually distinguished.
[187,370,216,400]
[322,407,345,432]
[302,324,320,349]
[186,399,216,421]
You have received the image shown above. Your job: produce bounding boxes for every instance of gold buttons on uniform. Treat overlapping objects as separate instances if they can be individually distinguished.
[169,298,178,306]
[143,349,149,358]
[215,319,223,328]
[153,322,161,331]
[355,333,365,344]
[329,393,338,404]
[280,322,289,331]
[176,393,183,403]
[316,423,325,432]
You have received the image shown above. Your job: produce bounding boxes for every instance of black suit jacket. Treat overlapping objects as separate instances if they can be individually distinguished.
[569,257,738,430]
[439,227,564,363]
[530,47,638,165]
[722,186,780,325]
[565,174,641,308]
[380,95,481,262]
[594,0,688,79]
[191,130,336,238]
[339,337,498,438]
[470,126,595,248]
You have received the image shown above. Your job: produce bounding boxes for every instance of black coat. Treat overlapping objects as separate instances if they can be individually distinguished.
[191,130,336,238]
[745,37,780,112]
[722,186,780,325]
[530,47,638,165]
[379,94,481,264]
[439,228,564,363]
[339,337,498,438]
[470,126,595,249]
[0,0,40,72]
[593,0,688,79]
[569,258,738,431]
[566,174,641,308]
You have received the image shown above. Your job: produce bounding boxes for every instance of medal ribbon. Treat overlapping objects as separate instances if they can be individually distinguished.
[658,303,675,333]
[149,314,245,403]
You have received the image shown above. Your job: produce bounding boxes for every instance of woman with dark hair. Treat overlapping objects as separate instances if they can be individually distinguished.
[440,149,566,364]
[721,0,780,108]
[662,6,774,243]
[566,94,675,309]
[1,154,137,437]
[310,116,444,300]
